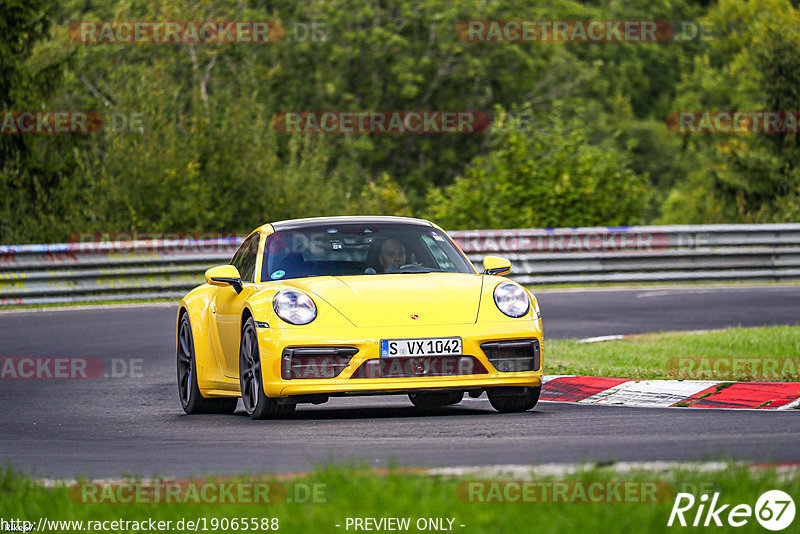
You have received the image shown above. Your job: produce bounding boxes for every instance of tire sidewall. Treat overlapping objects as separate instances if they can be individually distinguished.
[240,318,266,416]
[178,315,201,412]
[487,385,541,413]
[409,391,463,408]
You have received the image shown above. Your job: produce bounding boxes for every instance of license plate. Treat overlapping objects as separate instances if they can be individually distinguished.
[380,337,462,358]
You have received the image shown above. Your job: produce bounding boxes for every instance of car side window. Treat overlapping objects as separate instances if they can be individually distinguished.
[231,233,259,283]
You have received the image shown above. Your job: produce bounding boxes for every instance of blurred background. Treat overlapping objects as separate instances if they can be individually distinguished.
[2,0,799,244]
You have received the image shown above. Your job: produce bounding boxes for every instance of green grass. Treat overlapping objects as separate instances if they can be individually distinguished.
[0,298,179,311]
[1,464,797,534]
[547,326,800,381]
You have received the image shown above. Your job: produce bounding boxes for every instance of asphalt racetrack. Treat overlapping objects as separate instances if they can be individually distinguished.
[1,285,799,478]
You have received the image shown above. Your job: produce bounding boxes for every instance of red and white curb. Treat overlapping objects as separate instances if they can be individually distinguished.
[541,376,800,410]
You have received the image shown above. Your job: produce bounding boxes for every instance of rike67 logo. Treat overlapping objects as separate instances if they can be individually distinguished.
[668,490,795,531]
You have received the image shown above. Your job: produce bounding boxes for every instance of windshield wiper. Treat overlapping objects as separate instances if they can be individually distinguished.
[399,266,440,274]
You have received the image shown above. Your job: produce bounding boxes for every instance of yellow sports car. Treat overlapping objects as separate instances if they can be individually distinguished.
[177,216,543,419]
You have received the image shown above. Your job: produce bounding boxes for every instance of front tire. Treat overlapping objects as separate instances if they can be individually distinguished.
[409,391,464,408]
[177,314,237,414]
[239,317,295,420]
[487,386,540,413]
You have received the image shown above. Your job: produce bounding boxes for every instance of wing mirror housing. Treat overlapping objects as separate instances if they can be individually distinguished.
[482,256,511,276]
[205,265,243,294]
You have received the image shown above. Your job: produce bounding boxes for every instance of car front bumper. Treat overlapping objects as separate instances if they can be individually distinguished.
[256,320,544,398]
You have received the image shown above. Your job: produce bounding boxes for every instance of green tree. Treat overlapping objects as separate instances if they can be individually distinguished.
[0,0,83,243]
[426,106,649,229]
[663,0,800,222]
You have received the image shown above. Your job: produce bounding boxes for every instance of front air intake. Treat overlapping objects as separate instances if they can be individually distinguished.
[281,347,358,379]
[351,356,487,378]
[481,339,541,372]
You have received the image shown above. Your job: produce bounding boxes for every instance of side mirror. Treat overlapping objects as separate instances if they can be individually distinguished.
[482,256,511,276]
[205,265,243,294]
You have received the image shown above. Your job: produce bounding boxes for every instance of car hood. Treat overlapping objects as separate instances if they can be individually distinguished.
[281,273,484,327]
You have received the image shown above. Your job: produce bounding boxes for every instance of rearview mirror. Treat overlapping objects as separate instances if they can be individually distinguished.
[482,256,511,276]
[205,265,243,294]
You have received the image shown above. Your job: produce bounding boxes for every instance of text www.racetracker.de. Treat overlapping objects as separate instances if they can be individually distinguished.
[0,517,280,532]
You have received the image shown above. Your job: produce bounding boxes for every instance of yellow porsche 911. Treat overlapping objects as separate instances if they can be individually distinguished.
[177,216,543,419]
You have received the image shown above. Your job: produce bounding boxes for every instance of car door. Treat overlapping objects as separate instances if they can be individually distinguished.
[214,232,260,378]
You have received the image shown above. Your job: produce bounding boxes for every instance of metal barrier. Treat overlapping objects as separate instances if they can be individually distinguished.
[0,238,240,306]
[451,224,800,285]
[1,224,799,305]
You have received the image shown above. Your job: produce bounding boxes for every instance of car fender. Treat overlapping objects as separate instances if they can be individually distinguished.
[178,284,224,392]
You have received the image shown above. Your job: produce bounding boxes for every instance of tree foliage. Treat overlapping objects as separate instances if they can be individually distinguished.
[662,0,800,222]
[426,107,649,229]
[1,0,798,243]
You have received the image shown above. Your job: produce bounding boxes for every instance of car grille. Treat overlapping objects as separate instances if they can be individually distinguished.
[481,339,541,372]
[281,347,358,379]
[350,356,487,379]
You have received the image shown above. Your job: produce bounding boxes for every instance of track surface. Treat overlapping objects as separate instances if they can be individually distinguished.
[1,285,799,478]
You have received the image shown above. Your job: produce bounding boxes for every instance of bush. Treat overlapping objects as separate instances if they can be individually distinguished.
[426,108,650,230]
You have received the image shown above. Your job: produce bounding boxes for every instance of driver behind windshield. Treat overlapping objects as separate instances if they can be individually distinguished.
[378,238,406,273]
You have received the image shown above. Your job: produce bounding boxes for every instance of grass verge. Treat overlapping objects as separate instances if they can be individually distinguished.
[0,298,179,311]
[1,463,797,534]
[547,326,800,381]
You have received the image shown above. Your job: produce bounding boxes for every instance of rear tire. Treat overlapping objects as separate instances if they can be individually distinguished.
[409,391,464,408]
[239,317,295,420]
[487,386,540,413]
[177,314,238,414]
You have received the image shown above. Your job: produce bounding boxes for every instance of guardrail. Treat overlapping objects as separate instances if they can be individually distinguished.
[1,224,799,305]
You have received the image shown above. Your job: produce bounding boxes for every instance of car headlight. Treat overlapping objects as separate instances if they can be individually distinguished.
[493,282,530,318]
[272,289,317,325]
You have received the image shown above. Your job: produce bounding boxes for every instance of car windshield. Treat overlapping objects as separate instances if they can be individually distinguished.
[261,223,475,281]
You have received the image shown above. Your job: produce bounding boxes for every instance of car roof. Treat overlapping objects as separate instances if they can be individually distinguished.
[267,215,434,232]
